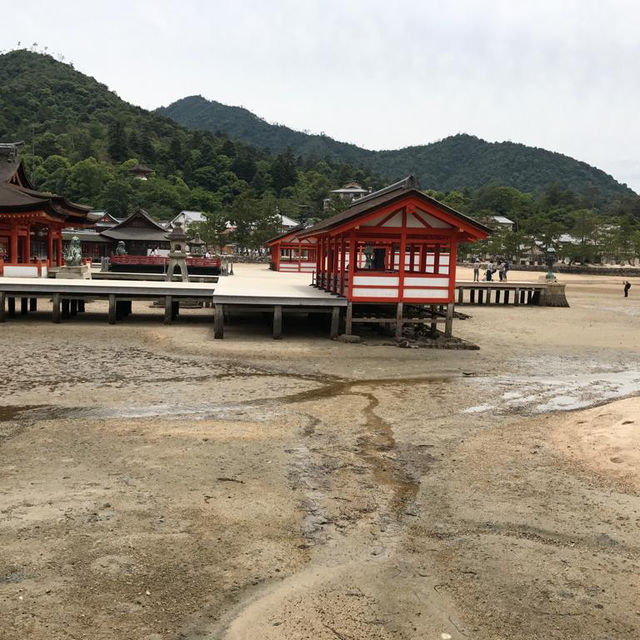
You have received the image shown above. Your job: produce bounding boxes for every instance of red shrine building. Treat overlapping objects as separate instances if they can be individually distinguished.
[299,176,490,304]
[265,225,318,273]
[0,143,97,276]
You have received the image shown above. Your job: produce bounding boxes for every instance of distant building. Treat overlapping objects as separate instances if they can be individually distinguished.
[490,215,516,231]
[169,210,207,230]
[279,213,299,230]
[323,182,369,210]
[128,164,153,180]
[63,208,170,259]
[331,182,369,201]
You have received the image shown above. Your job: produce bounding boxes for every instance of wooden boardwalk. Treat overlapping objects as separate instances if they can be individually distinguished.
[212,273,347,339]
[0,272,567,339]
[455,281,561,306]
[0,274,347,339]
[0,278,216,325]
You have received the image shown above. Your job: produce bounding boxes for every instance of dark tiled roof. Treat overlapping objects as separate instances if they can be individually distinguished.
[105,208,168,232]
[0,156,92,222]
[100,227,169,242]
[100,208,169,242]
[129,164,153,173]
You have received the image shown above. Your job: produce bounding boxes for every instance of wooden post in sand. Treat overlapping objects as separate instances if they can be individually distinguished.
[214,303,224,339]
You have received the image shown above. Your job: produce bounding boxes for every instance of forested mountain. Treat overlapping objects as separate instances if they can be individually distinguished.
[2,49,640,261]
[159,95,636,203]
[0,50,381,248]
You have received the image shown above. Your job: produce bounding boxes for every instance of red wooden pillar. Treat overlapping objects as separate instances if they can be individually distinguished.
[448,238,458,302]
[434,243,441,274]
[339,235,347,295]
[56,234,63,266]
[398,211,407,301]
[333,236,339,292]
[317,236,323,286]
[297,240,302,272]
[347,231,356,299]
[47,228,54,268]
[9,226,18,264]
[25,226,31,262]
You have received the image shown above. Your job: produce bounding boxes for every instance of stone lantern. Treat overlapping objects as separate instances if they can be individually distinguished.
[189,232,205,257]
[166,221,188,282]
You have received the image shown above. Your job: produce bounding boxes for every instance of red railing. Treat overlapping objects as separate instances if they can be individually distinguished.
[110,255,222,267]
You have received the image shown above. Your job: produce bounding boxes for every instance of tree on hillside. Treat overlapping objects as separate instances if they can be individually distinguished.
[107,120,127,162]
[270,149,297,195]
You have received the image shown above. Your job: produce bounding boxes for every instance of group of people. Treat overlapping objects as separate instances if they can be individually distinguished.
[472,258,510,282]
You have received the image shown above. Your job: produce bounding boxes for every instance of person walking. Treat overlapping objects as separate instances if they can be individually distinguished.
[473,259,480,282]
[624,281,631,297]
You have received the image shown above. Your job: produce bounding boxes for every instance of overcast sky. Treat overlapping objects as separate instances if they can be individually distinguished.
[3,0,640,192]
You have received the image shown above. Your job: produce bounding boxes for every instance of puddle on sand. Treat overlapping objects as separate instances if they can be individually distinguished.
[463,368,640,415]
[0,405,44,422]
[6,402,273,423]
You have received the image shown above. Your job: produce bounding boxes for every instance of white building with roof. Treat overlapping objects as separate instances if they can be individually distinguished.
[169,211,207,230]
[490,215,515,230]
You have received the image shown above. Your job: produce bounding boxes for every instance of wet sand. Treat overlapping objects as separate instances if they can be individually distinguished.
[1,266,639,639]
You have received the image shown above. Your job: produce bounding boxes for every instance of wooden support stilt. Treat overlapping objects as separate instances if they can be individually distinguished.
[115,300,125,321]
[172,300,179,320]
[457,287,463,304]
[477,289,483,304]
[273,305,282,339]
[330,306,340,339]
[527,290,533,304]
[395,302,404,338]
[495,290,501,304]
[164,296,173,324]
[70,299,78,316]
[20,297,28,315]
[514,288,520,305]
[214,303,224,339]
[29,298,37,312]
[61,299,70,319]
[504,290,509,304]
[108,294,117,324]
[445,302,454,337]
[8,297,15,318]
[0,292,6,322]
[52,294,61,323]
[430,304,437,334]
[345,302,353,336]
[485,288,491,304]
[470,289,476,304]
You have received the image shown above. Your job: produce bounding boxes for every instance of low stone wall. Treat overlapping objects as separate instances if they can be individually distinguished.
[224,255,270,264]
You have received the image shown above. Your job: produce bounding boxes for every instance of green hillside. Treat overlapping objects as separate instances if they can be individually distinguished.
[158,95,636,202]
[0,49,380,248]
